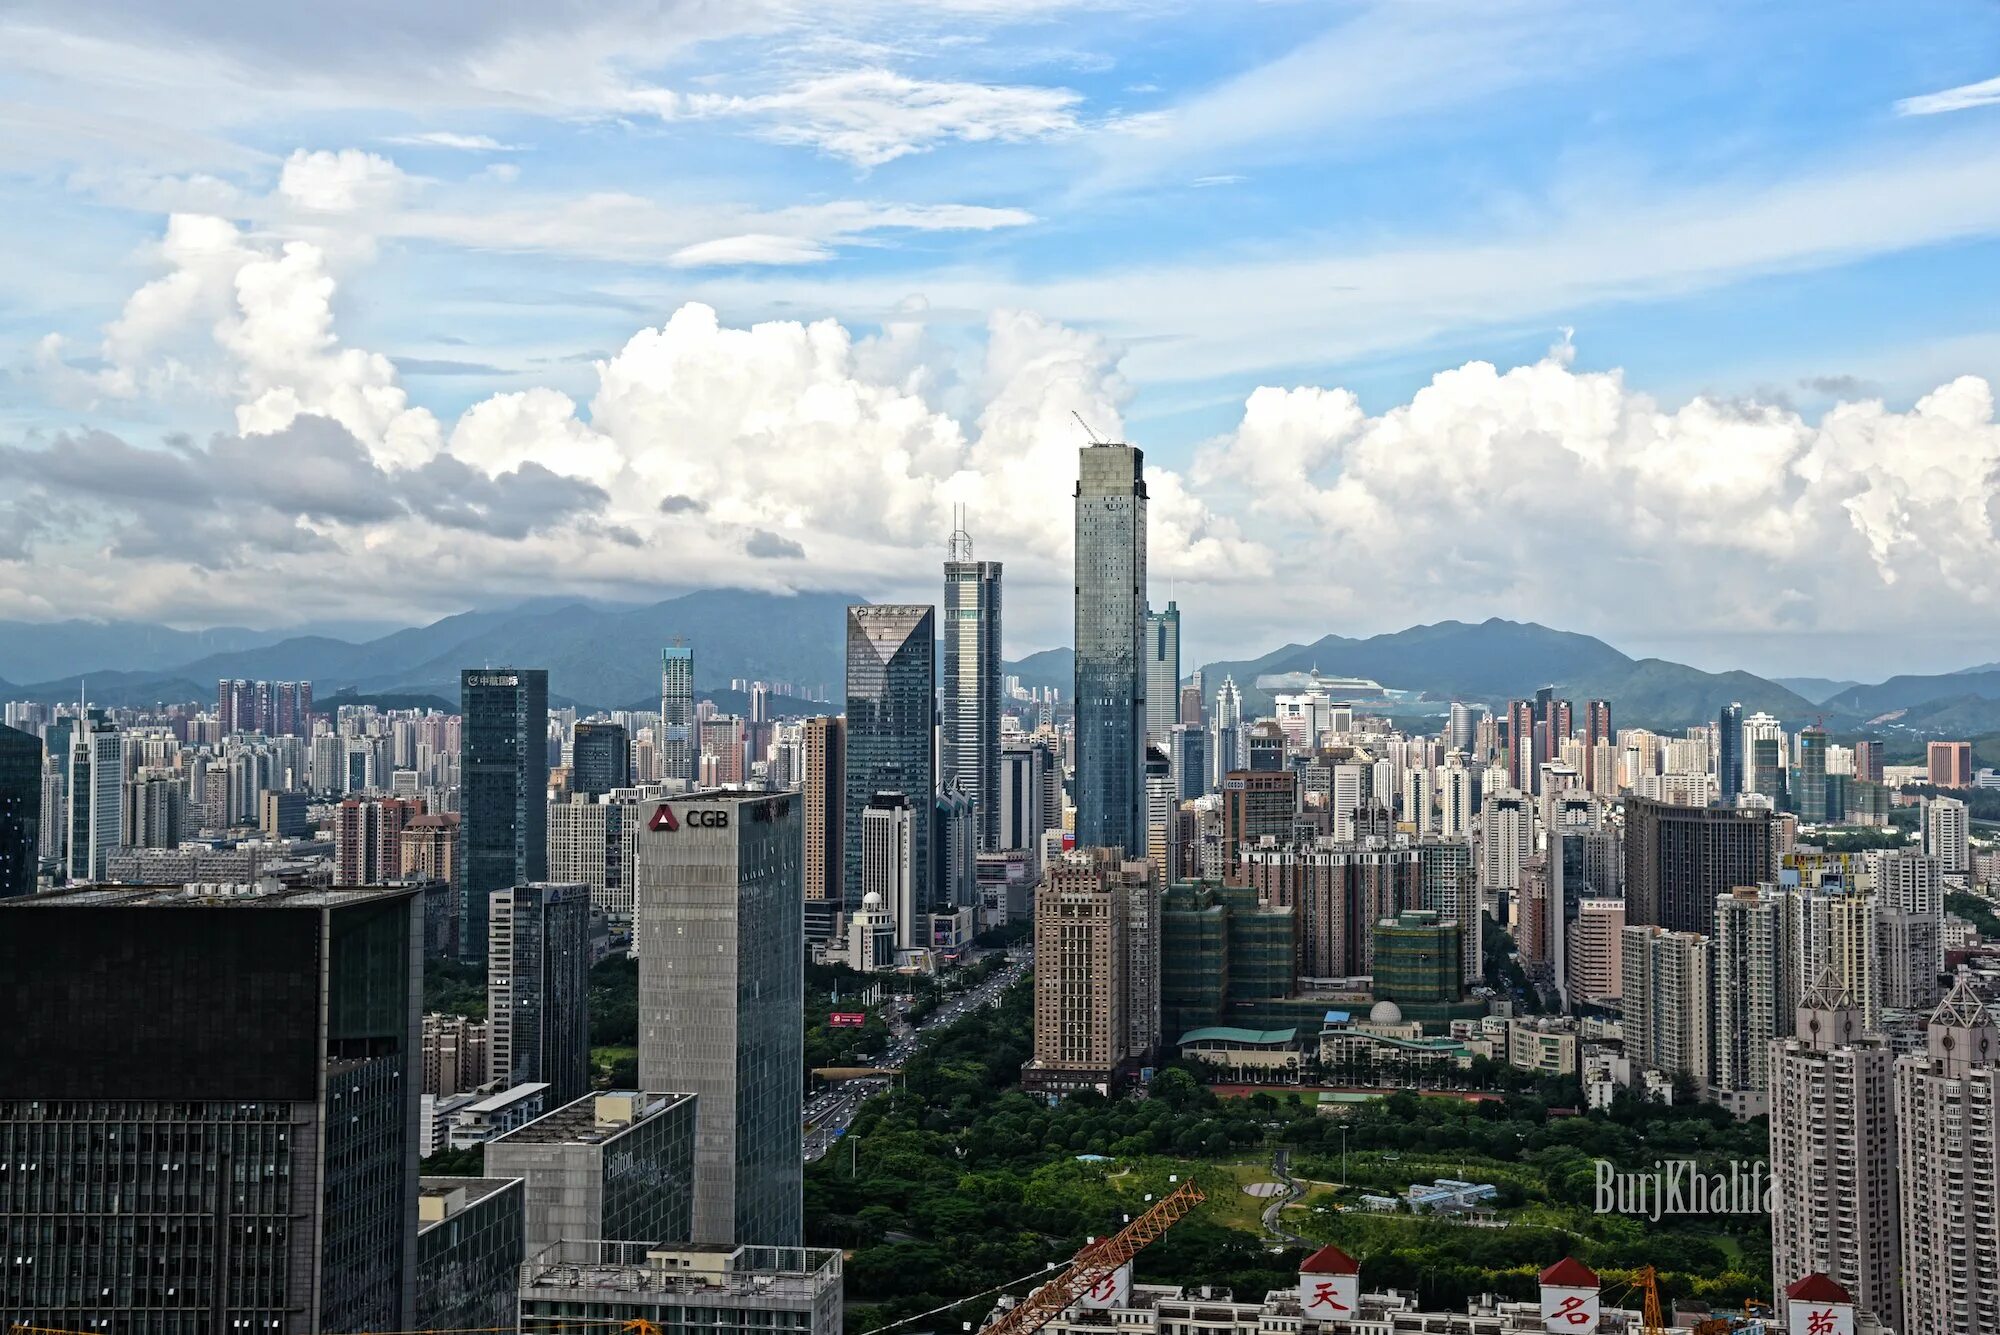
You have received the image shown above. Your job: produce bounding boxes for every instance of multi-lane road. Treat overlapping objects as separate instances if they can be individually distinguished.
[802,950,1030,1163]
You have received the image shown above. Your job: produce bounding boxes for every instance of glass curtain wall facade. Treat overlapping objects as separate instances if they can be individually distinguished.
[458,668,549,961]
[1074,443,1148,857]
[842,606,935,909]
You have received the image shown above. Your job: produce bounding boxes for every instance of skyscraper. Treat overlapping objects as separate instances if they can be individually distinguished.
[1926,739,1972,790]
[571,720,631,798]
[1711,884,1800,1118]
[459,668,550,962]
[1896,976,2000,1335]
[1582,699,1612,792]
[1144,601,1181,749]
[1797,724,1829,823]
[860,791,919,949]
[1623,796,1773,935]
[942,518,1003,852]
[1023,848,1160,1096]
[1924,794,1970,873]
[1446,702,1478,755]
[488,881,592,1108]
[1768,967,1901,1329]
[635,791,803,1248]
[661,647,696,788]
[0,884,423,1333]
[1504,699,1535,794]
[0,723,40,899]
[1210,676,1243,786]
[800,715,845,930]
[1717,701,1744,799]
[1074,442,1148,857]
[66,710,123,883]
[843,604,935,910]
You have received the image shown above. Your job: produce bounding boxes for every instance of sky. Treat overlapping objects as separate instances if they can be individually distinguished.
[5,0,2000,681]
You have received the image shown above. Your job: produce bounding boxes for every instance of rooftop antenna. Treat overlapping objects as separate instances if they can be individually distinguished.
[1071,410,1105,444]
[947,503,973,563]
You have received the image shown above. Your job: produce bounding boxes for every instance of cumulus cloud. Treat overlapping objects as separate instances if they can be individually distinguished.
[19,207,2000,656]
[277,148,413,214]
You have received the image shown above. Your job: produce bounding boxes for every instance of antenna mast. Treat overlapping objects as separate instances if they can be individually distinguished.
[947,504,974,563]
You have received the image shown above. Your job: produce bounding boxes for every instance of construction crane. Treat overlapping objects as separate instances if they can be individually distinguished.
[978,1179,1207,1335]
[1607,1265,1667,1335]
[1071,410,1105,444]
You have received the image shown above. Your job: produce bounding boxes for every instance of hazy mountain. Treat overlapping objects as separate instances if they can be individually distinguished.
[1197,618,1821,729]
[0,620,282,684]
[6,590,865,711]
[1005,647,1073,693]
[1772,676,1860,704]
[1823,669,2000,720]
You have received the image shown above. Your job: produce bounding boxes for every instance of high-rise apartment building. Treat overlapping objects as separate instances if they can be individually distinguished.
[216,678,313,738]
[1853,739,1885,784]
[1504,699,1535,794]
[66,711,123,882]
[1927,739,1972,790]
[336,794,422,884]
[843,604,934,910]
[635,791,803,1248]
[661,647,697,788]
[0,884,423,1333]
[1768,968,1901,1329]
[459,668,549,961]
[422,1012,491,1096]
[1624,796,1773,935]
[1717,701,1744,800]
[1924,794,1969,873]
[800,716,845,932]
[1074,442,1149,857]
[1581,699,1612,792]
[1567,898,1625,1005]
[1222,769,1297,882]
[1480,788,1533,892]
[571,720,631,798]
[488,881,591,1108]
[1144,601,1181,749]
[1024,848,1160,1095]
[1896,977,2000,1335]
[402,812,459,889]
[1711,884,1800,1117]
[0,722,42,898]
[942,522,1003,853]
[1620,924,1713,1091]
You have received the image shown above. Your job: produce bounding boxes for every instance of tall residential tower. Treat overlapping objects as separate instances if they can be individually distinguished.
[459,668,549,961]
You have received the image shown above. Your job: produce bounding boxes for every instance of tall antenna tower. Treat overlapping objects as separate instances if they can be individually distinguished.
[947,503,973,562]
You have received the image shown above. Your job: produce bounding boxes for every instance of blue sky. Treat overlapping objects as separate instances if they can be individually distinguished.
[5,0,2000,679]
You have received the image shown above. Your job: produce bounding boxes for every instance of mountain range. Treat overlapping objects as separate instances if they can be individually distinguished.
[1,595,1996,737]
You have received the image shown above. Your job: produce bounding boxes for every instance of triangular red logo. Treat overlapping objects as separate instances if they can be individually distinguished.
[649,804,679,831]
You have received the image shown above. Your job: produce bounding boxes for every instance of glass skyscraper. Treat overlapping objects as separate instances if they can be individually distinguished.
[487,881,592,1107]
[0,722,40,898]
[66,710,122,882]
[660,647,696,787]
[1145,600,1180,749]
[459,668,549,961]
[571,720,630,798]
[1075,443,1148,857]
[942,520,1002,853]
[0,884,423,1334]
[1718,700,1744,800]
[843,604,935,908]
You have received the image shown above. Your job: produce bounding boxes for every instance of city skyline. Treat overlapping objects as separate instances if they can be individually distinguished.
[6,7,2000,676]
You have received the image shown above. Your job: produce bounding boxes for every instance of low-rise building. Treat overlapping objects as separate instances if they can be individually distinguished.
[1505,1017,1579,1077]
[415,1177,524,1332]
[448,1080,550,1149]
[1175,1026,1303,1083]
[517,1243,843,1335]
[486,1090,698,1259]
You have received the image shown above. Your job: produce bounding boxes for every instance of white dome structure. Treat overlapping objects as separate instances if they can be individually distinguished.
[1368,1000,1403,1025]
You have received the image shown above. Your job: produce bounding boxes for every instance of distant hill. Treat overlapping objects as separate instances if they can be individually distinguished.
[1196,618,1821,730]
[1823,669,2000,719]
[6,590,867,712]
[1006,647,1073,694]
[0,619,286,684]
[1773,676,1860,704]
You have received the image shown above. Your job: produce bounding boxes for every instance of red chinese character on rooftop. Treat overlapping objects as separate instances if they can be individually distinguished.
[1805,1311,1837,1335]
[1550,1293,1592,1326]
[1305,1283,1349,1313]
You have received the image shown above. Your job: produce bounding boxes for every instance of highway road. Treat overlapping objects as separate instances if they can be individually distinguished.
[802,950,1030,1164]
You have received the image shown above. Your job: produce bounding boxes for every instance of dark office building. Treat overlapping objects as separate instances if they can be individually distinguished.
[488,881,592,1108]
[1624,796,1774,935]
[843,605,934,910]
[0,722,40,899]
[570,721,631,799]
[1246,719,1286,773]
[460,667,550,961]
[0,884,423,1335]
[416,1177,526,1333]
[1717,701,1743,800]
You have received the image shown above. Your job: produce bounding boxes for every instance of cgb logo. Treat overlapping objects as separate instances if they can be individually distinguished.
[649,804,679,832]
[650,803,729,831]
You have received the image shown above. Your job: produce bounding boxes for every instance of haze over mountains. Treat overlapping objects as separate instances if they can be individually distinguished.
[2,591,1996,738]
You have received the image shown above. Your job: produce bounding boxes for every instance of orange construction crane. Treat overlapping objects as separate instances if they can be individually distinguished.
[979,1180,1207,1335]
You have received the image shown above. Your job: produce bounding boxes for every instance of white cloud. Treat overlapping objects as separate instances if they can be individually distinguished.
[276,148,413,214]
[694,68,1083,166]
[385,131,521,151]
[669,235,835,267]
[1895,74,2000,117]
